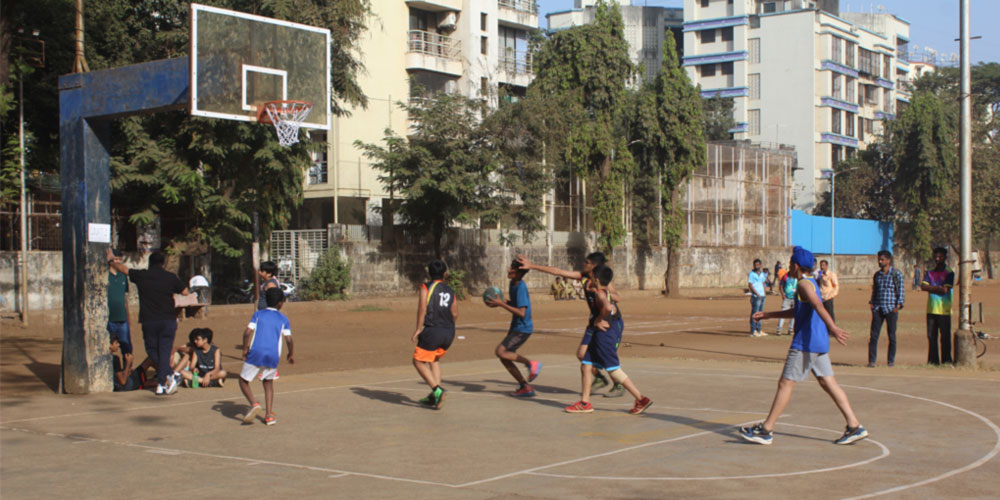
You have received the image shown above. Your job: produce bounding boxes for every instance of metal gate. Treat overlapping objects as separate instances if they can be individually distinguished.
[269,229,328,284]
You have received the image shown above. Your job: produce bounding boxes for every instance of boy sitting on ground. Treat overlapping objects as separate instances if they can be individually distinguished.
[111,338,144,392]
[177,328,227,388]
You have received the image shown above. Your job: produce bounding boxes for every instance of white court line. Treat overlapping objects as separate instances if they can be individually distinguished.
[839,384,1000,500]
[527,422,890,481]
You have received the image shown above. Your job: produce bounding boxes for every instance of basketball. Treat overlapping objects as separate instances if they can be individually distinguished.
[482,286,504,305]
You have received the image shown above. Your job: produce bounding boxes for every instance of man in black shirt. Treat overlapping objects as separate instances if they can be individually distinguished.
[107,248,189,395]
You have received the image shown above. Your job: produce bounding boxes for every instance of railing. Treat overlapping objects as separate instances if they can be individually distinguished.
[308,162,327,185]
[498,0,537,14]
[407,30,460,60]
[499,51,533,75]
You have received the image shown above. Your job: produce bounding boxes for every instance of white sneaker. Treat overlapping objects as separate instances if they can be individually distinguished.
[165,373,180,395]
[155,384,165,395]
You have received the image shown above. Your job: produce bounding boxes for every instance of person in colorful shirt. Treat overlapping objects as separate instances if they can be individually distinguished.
[748,259,768,337]
[775,271,798,335]
[921,247,955,365]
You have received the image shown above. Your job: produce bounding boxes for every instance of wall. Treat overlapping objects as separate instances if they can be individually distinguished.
[791,209,893,255]
[0,251,63,312]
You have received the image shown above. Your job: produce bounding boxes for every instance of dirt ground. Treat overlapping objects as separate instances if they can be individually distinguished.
[3,281,999,397]
[3,283,1000,499]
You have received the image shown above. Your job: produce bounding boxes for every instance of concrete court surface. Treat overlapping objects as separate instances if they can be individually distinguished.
[2,356,999,499]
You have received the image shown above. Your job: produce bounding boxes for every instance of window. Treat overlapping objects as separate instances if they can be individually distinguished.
[700,64,716,77]
[831,109,841,134]
[749,73,761,99]
[701,29,716,43]
[832,74,842,99]
[721,27,734,42]
[831,145,843,167]
[858,115,865,141]
[845,41,856,67]
[481,13,487,31]
[846,76,856,102]
[857,82,863,105]
[749,109,761,135]
[832,37,842,63]
[763,2,777,13]
[409,9,429,31]
[845,112,855,137]
[481,77,488,98]
[481,36,488,55]
[308,132,328,185]
[749,38,761,63]
[883,54,892,79]
[884,88,893,112]
[859,48,877,76]
[701,0,709,7]
[720,62,733,75]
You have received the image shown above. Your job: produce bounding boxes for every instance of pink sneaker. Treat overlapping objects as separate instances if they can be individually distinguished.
[528,361,542,382]
[511,384,535,397]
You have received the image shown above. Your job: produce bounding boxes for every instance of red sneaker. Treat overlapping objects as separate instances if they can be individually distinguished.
[629,396,652,415]
[565,400,594,413]
[511,385,536,397]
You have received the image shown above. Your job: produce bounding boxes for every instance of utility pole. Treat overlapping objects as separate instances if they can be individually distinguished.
[73,0,89,73]
[954,0,976,366]
[16,28,44,327]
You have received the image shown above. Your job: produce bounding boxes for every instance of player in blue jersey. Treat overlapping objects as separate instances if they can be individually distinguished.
[516,252,623,396]
[486,259,541,397]
[739,246,868,446]
[239,287,294,425]
[412,259,459,410]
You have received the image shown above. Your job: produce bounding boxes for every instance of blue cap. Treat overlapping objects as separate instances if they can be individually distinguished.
[791,246,815,269]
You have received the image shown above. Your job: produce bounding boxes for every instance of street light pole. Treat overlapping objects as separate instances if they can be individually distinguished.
[19,70,28,327]
[955,0,976,365]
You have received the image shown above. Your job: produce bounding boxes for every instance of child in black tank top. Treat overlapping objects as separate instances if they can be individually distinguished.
[411,260,458,409]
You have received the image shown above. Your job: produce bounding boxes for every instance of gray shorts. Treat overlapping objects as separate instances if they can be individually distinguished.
[781,349,834,382]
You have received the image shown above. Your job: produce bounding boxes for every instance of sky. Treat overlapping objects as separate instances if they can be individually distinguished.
[536,0,1000,65]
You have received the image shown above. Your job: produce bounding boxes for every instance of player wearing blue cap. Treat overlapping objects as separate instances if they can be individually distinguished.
[739,246,868,446]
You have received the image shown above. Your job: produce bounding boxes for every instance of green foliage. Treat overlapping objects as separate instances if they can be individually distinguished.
[814,148,896,220]
[357,93,499,256]
[529,0,635,252]
[700,94,736,141]
[886,92,957,262]
[628,33,705,250]
[299,247,351,301]
[444,269,467,301]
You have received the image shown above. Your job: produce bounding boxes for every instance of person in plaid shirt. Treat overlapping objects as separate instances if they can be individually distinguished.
[868,250,905,367]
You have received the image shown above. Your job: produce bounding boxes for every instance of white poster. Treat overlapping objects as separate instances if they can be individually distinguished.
[87,223,111,243]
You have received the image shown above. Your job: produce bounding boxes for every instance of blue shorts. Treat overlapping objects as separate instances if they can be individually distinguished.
[579,326,597,346]
[582,318,624,371]
[107,321,132,355]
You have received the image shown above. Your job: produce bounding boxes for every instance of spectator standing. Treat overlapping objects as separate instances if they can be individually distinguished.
[107,250,133,364]
[107,248,189,395]
[868,250,904,367]
[818,259,839,321]
[921,247,955,365]
[257,261,280,310]
[748,259,768,337]
[774,262,787,295]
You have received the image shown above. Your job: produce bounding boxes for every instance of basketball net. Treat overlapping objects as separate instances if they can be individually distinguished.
[260,100,314,147]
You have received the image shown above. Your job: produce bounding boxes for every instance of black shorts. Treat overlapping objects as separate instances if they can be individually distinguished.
[500,329,531,352]
[417,327,455,352]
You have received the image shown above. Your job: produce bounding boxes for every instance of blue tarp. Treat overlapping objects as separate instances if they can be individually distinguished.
[791,210,893,255]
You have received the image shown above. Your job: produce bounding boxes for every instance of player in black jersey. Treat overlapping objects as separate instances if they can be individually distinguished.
[411,259,459,409]
[516,252,625,396]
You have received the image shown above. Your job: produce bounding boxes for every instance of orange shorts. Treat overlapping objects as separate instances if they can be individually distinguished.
[413,346,447,362]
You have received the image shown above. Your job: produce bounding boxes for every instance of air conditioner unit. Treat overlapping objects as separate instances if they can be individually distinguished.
[437,12,457,31]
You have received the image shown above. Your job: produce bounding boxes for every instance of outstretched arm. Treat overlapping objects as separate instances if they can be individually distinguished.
[516,255,582,280]
[106,248,130,275]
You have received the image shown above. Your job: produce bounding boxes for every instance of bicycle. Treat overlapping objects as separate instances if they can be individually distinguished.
[966,303,994,359]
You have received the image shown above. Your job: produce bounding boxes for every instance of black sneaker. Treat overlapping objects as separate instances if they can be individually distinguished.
[834,425,869,445]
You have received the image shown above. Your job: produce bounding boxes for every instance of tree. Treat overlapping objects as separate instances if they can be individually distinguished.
[529,0,635,252]
[701,94,736,141]
[357,93,498,257]
[628,33,705,296]
[885,91,957,263]
[813,146,896,220]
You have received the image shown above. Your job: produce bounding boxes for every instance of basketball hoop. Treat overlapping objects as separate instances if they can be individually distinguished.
[257,100,314,147]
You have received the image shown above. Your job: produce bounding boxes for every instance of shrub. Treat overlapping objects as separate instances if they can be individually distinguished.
[300,247,351,301]
[445,269,467,301]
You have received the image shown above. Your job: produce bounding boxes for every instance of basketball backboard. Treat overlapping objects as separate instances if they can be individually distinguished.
[190,3,330,130]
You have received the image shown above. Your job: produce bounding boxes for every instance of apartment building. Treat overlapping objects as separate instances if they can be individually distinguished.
[683,0,911,211]
[547,0,684,84]
[294,1,539,228]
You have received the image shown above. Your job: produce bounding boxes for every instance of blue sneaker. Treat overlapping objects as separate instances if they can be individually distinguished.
[738,423,773,445]
[834,425,869,445]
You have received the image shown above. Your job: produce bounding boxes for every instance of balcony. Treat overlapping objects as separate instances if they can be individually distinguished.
[406,30,462,76]
[498,50,533,87]
[498,0,537,29]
